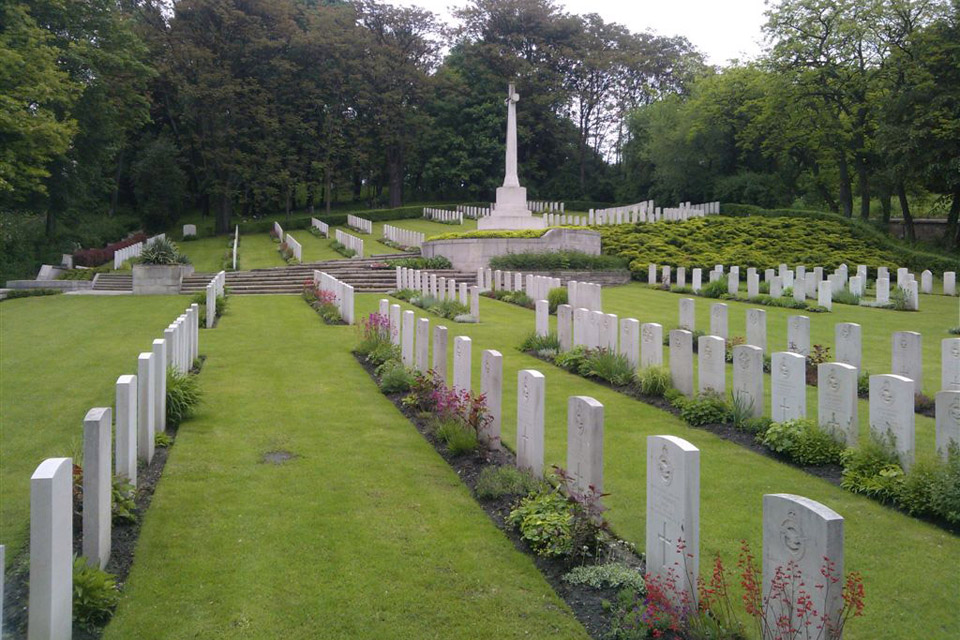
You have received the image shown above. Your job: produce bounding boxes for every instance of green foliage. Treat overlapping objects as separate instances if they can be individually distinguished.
[73,556,120,631]
[112,477,137,525]
[154,431,173,448]
[365,341,399,367]
[841,436,904,504]
[581,349,634,386]
[741,416,773,436]
[166,368,202,428]
[474,466,543,500]
[385,256,452,270]
[508,488,574,557]
[563,562,645,593]
[634,366,671,397]
[377,360,414,394]
[889,286,912,311]
[673,391,731,426]
[729,392,757,430]
[761,419,845,466]
[554,346,590,373]
[434,418,479,455]
[330,241,356,258]
[518,331,561,353]
[485,289,534,308]
[139,239,190,266]
[131,136,188,230]
[488,250,628,271]
[429,229,551,241]
[832,289,861,306]
[699,279,729,298]
[2,288,64,300]
[547,286,568,313]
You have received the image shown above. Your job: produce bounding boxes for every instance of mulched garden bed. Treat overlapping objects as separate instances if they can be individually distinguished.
[354,352,642,640]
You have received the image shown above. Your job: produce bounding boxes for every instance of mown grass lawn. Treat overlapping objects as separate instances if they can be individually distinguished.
[357,290,960,639]
[295,218,479,263]
[103,296,587,639]
[177,236,231,272]
[0,295,192,561]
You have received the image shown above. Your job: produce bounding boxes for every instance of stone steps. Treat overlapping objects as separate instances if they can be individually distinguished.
[92,274,133,291]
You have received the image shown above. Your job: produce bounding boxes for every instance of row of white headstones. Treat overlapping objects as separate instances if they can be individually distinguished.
[346,214,373,235]
[455,205,491,219]
[532,296,960,469]
[377,299,847,632]
[14,284,220,639]
[527,201,564,213]
[310,217,329,237]
[313,271,355,325]
[334,229,364,258]
[423,208,464,224]
[588,201,719,226]
[474,267,569,305]
[395,267,481,318]
[383,224,425,249]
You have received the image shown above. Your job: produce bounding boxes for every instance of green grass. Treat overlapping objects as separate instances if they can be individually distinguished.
[238,233,287,270]
[177,237,231,272]
[296,218,479,263]
[356,290,960,639]
[102,296,587,639]
[0,295,192,560]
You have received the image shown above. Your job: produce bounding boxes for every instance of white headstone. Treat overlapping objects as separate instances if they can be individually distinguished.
[115,375,137,487]
[415,317,430,372]
[835,323,862,372]
[389,304,401,346]
[641,323,663,368]
[944,271,956,296]
[692,268,702,293]
[481,350,503,449]
[727,271,739,296]
[943,338,960,391]
[770,276,782,298]
[453,336,472,392]
[83,407,112,569]
[152,339,166,434]
[732,345,764,417]
[137,352,155,464]
[470,285,480,318]
[891,331,923,395]
[535,299,549,337]
[516,370,546,478]
[787,315,810,357]
[567,396,604,494]
[432,325,448,383]
[746,308,767,354]
[869,374,915,470]
[920,270,933,294]
[679,298,695,331]
[670,330,694,397]
[698,336,725,395]
[29,457,73,640]
[818,280,832,310]
[876,277,890,304]
[747,272,759,298]
[646,435,700,602]
[709,303,728,340]
[818,363,859,446]
[935,391,960,459]
[771,352,807,422]
[401,310,415,367]
[762,494,843,637]
[620,318,640,370]
[557,304,573,352]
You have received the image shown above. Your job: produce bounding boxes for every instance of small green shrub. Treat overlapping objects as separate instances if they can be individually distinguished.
[508,488,574,557]
[377,360,414,394]
[519,331,561,353]
[742,416,773,436]
[700,279,728,298]
[663,387,686,406]
[166,368,202,427]
[832,289,861,306]
[927,447,960,524]
[677,391,730,426]
[430,229,550,241]
[139,238,190,265]
[729,391,758,430]
[563,562,645,592]
[366,341,399,367]
[475,466,542,500]
[634,366,671,397]
[949,326,960,335]
[385,256,452,269]
[154,431,173,448]
[761,419,845,466]
[547,287,568,313]
[889,286,911,311]
[581,349,634,386]
[554,346,589,372]
[330,240,356,258]
[841,435,904,504]
[73,556,120,631]
[112,477,137,525]
[434,418,479,455]
[857,371,870,397]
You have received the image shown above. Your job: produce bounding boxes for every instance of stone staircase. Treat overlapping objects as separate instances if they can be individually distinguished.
[92,274,133,292]
[181,257,476,295]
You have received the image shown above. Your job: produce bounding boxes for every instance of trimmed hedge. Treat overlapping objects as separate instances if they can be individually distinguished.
[720,204,958,273]
[489,250,628,271]
[600,214,958,279]
[428,229,554,241]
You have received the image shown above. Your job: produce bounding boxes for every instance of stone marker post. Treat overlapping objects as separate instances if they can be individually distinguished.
[432,326,448,383]
[401,310,415,367]
[869,374,915,470]
[835,323,862,371]
[709,303,728,340]
[746,308,767,353]
[670,330,694,397]
[453,336,472,392]
[152,339,166,433]
[732,345,764,417]
[892,331,923,395]
[818,363,859,446]
[29,457,73,640]
[641,323,663,367]
[137,352,155,464]
[415,318,430,372]
[83,407,112,569]
[935,391,960,459]
[698,335,725,395]
[620,318,640,370]
[115,375,137,486]
[771,352,807,421]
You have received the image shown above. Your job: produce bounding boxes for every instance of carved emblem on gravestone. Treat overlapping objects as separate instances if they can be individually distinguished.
[952,343,960,359]
[749,312,758,326]
[899,336,908,349]
[642,325,652,343]
[575,406,585,437]
[738,350,750,370]
[950,398,960,422]
[840,324,851,339]
[881,380,893,405]
[657,445,673,485]
[779,358,790,378]
[828,370,840,392]
[671,335,679,348]
[779,510,806,559]
[713,307,721,318]
[484,360,490,375]
[703,342,712,359]
[522,378,530,401]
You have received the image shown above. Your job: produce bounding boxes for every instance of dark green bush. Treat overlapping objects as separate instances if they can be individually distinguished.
[742,416,773,436]
[508,488,574,557]
[547,287,568,313]
[166,368,202,427]
[832,289,861,306]
[676,391,731,426]
[139,238,190,265]
[385,256,452,270]
[761,419,845,466]
[475,466,543,500]
[2,288,64,300]
[73,557,120,631]
[581,349,634,386]
[377,360,414,394]
[699,279,728,298]
[112,477,137,525]
[841,435,904,504]
[488,250,628,271]
[518,331,561,353]
[554,346,589,372]
[434,418,478,455]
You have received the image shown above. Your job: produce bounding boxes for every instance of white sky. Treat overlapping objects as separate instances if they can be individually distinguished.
[394,0,769,66]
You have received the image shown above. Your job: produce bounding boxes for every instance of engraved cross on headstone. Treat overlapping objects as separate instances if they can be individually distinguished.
[657,522,671,570]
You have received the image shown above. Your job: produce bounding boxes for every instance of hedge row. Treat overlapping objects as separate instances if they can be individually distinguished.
[599,214,959,279]
[720,204,958,273]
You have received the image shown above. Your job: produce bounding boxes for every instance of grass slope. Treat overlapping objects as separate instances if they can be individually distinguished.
[0,295,191,560]
[178,237,230,272]
[600,216,960,277]
[354,290,960,639]
[103,296,587,639]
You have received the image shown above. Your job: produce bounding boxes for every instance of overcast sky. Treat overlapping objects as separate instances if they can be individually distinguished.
[393,0,770,66]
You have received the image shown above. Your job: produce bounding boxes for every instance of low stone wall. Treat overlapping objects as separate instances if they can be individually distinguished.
[4,280,93,291]
[133,265,192,295]
[422,228,601,272]
[888,218,948,243]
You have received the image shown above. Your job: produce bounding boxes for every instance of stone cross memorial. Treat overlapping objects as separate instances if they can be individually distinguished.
[645,435,700,603]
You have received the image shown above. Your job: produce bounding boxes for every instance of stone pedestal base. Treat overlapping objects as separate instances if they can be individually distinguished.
[477,185,545,230]
[478,215,546,230]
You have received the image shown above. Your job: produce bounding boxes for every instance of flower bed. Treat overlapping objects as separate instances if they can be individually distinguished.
[302,280,345,324]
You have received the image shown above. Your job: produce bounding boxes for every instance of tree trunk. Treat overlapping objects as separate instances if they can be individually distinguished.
[109,149,125,217]
[946,185,960,250]
[837,152,853,217]
[387,145,403,209]
[896,182,915,242]
[353,173,362,200]
[880,189,892,223]
[856,154,870,219]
